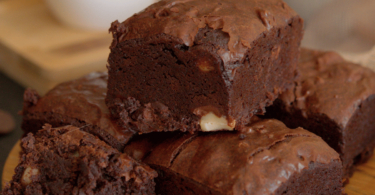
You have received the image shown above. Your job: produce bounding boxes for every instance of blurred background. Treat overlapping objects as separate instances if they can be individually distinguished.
[286,0,375,67]
[0,0,375,189]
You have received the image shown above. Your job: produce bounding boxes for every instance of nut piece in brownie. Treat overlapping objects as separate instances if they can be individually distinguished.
[124,117,343,195]
[264,49,375,179]
[2,125,157,195]
[21,72,134,151]
[106,0,304,133]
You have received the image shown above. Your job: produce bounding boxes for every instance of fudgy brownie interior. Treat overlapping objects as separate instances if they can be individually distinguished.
[2,125,157,195]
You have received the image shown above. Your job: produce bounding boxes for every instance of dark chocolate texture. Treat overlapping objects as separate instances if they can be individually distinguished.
[2,125,157,195]
[264,48,375,178]
[106,0,304,133]
[124,117,343,194]
[21,72,134,151]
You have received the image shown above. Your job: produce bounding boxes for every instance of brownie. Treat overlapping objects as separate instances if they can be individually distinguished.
[21,72,135,151]
[124,117,343,194]
[2,125,157,195]
[106,0,304,133]
[264,49,375,178]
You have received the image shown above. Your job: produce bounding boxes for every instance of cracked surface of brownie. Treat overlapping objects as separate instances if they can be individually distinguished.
[21,72,135,151]
[106,0,304,133]
[264,49,375,179]
[124,117,343,195]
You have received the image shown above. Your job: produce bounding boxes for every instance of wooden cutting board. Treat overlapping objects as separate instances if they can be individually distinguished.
[2,141,375,194]
[0,0,112,95]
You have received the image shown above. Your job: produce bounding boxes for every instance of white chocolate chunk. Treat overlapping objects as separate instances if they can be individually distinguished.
[22,167,39,185]
[199,112,235,131]
[132,150,144,161]
[197,59,214,72]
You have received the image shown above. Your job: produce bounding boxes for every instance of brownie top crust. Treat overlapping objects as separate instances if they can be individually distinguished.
[280,49,375,128]
[23,72,134,144]
[125,117,341,194]
[110,0,298,64]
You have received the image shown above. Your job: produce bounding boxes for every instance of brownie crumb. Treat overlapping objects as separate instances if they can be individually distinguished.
[2,125,157,195]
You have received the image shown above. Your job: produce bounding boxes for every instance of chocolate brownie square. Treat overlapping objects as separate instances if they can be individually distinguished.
[21,72,134,151]
[264,49,375,178]
[124,117,343,194]
[2,125,157,195]
[106,0,303,133]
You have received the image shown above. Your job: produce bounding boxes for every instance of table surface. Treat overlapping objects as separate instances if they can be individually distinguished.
[0,71,24,191]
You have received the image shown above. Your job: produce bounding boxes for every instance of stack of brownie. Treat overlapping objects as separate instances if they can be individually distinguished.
[3,0,375,194]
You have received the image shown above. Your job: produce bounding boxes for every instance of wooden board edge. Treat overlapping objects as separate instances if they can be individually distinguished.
[2,140,20,189]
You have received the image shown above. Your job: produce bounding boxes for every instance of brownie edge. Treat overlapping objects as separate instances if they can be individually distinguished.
[2,125,157,195]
